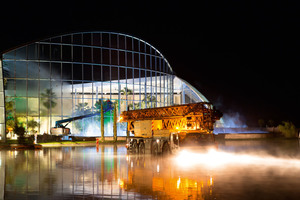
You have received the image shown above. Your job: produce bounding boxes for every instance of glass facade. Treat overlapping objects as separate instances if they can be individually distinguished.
[173,77,209,105]
[1,32,174,137]
[0,60,5,140]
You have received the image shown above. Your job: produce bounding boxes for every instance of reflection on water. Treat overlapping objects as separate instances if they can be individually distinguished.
[0,140,300,199]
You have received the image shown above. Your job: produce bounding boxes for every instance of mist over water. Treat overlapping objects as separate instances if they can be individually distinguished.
[221,112,247,128]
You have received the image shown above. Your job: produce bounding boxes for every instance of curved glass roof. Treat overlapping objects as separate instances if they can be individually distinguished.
[2,31,173,74]
[174,76,209,103]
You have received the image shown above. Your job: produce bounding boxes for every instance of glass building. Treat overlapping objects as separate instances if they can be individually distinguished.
[0,32,209,140]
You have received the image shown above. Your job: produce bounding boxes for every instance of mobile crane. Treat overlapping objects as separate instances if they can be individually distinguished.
[119,102,222,155]
[50,99,114,135]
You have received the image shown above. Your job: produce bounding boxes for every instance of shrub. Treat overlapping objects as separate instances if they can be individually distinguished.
[278,121,298,138]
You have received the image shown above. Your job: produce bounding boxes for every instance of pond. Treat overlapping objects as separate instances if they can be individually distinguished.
[1,139,300,199]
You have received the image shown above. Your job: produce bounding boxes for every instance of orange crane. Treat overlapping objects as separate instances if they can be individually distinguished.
[120,102,222,155]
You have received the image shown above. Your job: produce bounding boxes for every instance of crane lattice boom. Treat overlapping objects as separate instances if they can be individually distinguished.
[120,102,222,134]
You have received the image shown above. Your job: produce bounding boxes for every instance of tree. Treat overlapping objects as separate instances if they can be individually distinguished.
[41,89,57,109]
[141,94,157,109]
[27,119,39,135]
[120,87,133,97]
[267,119,275,127]
[14,120,26,144]
[278,121,298,138]
[5,98,15,135]
[258,119,265,128]
[41,89,57,133]
[113,103,117,142]
[101,101,104,142]
[120,87,133,110]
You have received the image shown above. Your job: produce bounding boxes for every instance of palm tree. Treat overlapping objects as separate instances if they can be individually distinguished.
[120,87,133,110]
[41,89,57,133]
[113,103,117,142]
[74,102,92,133]
[142,94,157,108]
[27,119,39,135]
[5,98,15,137]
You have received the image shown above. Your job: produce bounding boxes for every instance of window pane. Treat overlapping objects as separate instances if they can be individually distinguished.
[28,98,39,115]
[140,54,145,68]
[15,97,27,114]
[15,61,27,78]
[73,46,82,62]
[3,61,14,78]
[93,65,102,81]
[127,52,133,67]
[27,80,39,97]
[40,80,50,96]
[62,98,73,116]
[62,63,72,80]
[111,67,118,81]
[62,45,72,61]
[16,80,27,97]
[40,62,50,79]
[83,47,92,63]
[146,55,150,69]
[51,44,61,61]
[83,64,92,81]
[73,64,82,80]
[51,63,61,79]
[111,50,118,65]
[127,68,133,80]
[93,48,101,64]
[134,53,139,68]
[126,37,132,51]
[52,98,61,116]
[119,67,126,80]
[119,51,125,66]
[27,43,38,60]
[62,81,72,98]
[102,49,109,64]
[102,66,110,81]
[51,80,62,97]
[27,61,39,79]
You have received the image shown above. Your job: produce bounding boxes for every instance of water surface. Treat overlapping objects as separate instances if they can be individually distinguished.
[1,139,300,199]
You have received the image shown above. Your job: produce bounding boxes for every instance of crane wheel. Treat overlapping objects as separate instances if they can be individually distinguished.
[152,142,158,155]
[131,141,139,154]
[139,142,145,154]
[162,143,170,156]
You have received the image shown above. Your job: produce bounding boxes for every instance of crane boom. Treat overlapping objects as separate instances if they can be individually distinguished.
[50,99,114,135]
[120,102,222,134]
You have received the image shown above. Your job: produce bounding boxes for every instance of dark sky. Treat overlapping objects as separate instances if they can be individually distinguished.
[1,0,299,127]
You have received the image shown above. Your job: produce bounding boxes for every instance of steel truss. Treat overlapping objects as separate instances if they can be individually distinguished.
[121,102,222,133]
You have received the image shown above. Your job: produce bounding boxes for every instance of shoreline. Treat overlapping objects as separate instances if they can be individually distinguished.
[0,141,127,149]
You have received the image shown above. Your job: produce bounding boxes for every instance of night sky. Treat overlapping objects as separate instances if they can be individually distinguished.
[1,0,299,127]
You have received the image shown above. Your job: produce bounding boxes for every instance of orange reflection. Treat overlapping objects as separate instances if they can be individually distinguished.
[123,155,215,200]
